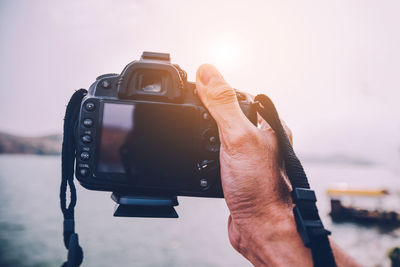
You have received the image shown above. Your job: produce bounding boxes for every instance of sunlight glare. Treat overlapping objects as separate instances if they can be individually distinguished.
[210,39,239,69]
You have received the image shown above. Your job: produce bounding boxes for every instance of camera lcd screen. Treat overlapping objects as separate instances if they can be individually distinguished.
[98,102,198,187]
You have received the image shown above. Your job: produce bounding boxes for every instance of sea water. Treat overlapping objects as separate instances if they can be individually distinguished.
[0,155,399,267]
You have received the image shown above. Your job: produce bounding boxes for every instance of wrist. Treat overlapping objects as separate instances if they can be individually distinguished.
[230,207,313,267]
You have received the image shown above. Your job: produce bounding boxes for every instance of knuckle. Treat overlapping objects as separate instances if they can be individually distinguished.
[226,128,260,149]
[205,82,236,105]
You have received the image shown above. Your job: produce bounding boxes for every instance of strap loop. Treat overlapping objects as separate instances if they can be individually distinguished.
[292,188,316,202]
[253,94,336,267]
[63,219,75,248]
[60,89,87,266]
[293,206,331,247]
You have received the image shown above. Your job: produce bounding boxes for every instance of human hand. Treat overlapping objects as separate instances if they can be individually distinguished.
[196,64,312,266]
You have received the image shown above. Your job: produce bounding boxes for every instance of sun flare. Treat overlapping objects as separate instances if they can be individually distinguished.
[210,39,239,68]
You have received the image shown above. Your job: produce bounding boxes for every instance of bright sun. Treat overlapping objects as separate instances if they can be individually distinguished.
[210,40,239,68]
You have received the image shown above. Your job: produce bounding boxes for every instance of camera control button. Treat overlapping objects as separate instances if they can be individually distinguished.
[85,102,95,112]
[101,80,110,89]
[202,112,210,120]
[202,129,220,153]
[82,135,92,144]
[80,168,90,177]
[200,178,208,188]
[83,118,94,128]
[80,152,90,161]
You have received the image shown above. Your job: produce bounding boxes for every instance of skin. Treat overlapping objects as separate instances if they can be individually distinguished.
[195,64,360,267]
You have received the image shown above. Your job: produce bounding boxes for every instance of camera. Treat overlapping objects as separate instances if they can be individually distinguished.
[75,52,257,200]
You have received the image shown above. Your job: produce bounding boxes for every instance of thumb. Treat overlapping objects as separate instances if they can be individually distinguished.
[196,64,253,132]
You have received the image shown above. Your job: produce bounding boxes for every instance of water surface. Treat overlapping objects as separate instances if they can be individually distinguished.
[0,155,398,266]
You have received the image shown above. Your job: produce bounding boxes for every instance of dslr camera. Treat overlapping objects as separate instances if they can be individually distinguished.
[75,52,256,214]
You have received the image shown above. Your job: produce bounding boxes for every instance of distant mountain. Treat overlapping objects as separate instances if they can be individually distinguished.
[0,132,62,155]
[298,152,375,166]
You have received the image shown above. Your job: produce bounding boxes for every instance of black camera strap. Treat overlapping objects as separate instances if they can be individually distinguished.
[60,89,87,267]
[253,94,336,267]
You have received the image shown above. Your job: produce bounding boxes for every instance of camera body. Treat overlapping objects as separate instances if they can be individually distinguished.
[75,52,256,198]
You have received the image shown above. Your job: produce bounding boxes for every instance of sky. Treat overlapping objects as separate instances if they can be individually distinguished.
[0,0,399,166]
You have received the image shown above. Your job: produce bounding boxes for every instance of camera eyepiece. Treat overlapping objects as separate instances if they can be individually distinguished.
[118,52,184,102]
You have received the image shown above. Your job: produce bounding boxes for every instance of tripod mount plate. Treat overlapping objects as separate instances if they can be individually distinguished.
[111,193,179,218]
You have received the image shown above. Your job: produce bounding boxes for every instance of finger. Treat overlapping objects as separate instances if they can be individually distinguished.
[258,117,292,145]
[246,91,292,144]
[240,92,271,129]
[251,93,291,145]
[196,64,255,132]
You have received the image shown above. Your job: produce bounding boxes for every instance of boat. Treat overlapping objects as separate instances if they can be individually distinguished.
[327,188,400,226]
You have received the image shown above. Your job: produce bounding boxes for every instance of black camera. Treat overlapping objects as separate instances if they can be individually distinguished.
[75,52,256,202]
[62,53,333,265]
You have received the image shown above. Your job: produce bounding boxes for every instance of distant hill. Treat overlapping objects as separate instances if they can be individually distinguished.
[0,131,380,165]
[0,132,62,155]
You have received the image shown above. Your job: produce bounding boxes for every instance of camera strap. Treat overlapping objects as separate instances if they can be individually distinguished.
[253,94,336,267]
[60,89,87,267]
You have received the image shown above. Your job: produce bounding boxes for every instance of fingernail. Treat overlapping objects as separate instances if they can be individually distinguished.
[199,65,218,85]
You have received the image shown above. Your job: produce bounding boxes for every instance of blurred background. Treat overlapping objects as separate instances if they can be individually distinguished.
[0,0,399,266]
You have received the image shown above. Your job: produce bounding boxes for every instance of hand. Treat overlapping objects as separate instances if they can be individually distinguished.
[196,64,312,266]
[196,64,362,267]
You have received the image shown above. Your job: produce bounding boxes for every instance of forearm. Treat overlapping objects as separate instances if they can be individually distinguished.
[232,209,312,267]
[233,211,360,267]
[330,239,361,267]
